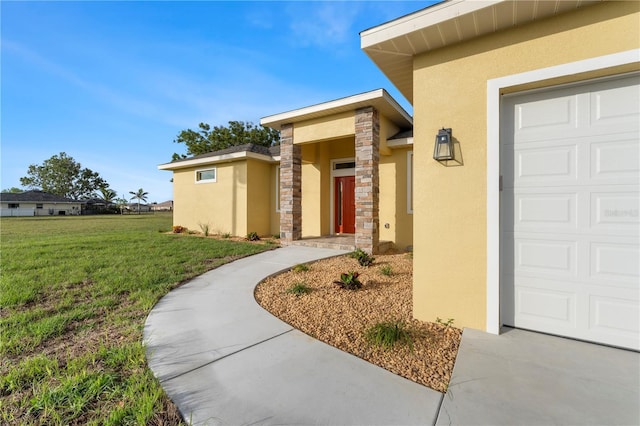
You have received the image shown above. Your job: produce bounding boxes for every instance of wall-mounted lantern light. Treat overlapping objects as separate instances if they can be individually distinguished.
[433,128,453,161]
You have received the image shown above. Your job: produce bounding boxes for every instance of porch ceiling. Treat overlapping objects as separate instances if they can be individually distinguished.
[361,0,602,103]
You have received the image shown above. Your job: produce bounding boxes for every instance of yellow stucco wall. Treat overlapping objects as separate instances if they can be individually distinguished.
[172,161,248,236]
[379,147,413,250]
[412,2,640,328]
[294,112,355,144]
[246,158,274,237]
[301,144,323,236]
[379,115,400,155]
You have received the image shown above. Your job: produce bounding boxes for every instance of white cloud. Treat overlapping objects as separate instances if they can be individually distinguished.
[286,2,363,48]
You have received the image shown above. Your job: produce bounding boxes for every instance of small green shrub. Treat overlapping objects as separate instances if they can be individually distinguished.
[222,232,231,239]
[349,248,375,267]
[172,225,187,234]
[435,317,455,328]
[334,271,362,290]
[292,263,309,273]
[379,265,392,276]
[364,320,413,350]
[198,223,210,237]
[246,231,260,241]
[286,282,311,296]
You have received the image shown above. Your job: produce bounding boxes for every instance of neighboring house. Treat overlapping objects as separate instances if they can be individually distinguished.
[161,1,639,350]
[127,203,151,213]
[151,201,173,211]
[361,0,639,350]
[0,190,82,216]
[82,198,116,215]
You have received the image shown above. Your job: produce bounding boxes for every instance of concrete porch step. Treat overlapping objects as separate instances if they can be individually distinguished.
[288,236,393,253]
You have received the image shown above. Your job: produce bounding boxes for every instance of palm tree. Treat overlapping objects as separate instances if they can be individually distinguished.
[129,188,149,215]
[115,197,129,215]
[98,186,117,210]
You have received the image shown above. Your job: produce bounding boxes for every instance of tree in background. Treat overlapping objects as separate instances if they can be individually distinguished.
[99,187,117,205]
[172,121,280,161]
[129,188,149,215]
[115,197,129,215]
[19,152,109,199]
[1,187,23,193]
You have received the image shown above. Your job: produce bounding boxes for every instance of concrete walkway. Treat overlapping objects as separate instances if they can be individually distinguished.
[144,246,442,425]
[144,246,640,425]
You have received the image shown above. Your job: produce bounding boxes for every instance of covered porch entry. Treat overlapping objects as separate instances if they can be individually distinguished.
[261,89,413,254]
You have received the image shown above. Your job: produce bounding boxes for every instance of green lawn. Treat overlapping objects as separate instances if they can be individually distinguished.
[0,214,273,424]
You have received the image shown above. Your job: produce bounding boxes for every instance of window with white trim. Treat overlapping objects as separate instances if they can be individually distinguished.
[8,203,19,209]
[195,168,216,183]
[275,166,280,212]
[407,151,413,214]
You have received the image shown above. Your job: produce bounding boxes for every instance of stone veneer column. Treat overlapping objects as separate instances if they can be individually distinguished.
[355,107,380,254]
[279,123,302,244]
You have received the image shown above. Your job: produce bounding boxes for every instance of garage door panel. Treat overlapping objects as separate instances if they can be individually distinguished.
[591,137,640,182]
[590,79,640,130]
[516,94,576,137]
[501,74,640,350]
[592,191,640,232]
[517,193,577,228]
[516,238,577,276]
[513,279,577,327]
[590,294,639,334]
[505,190,580,232]
[517,144,577,181]
[590,241,640,284]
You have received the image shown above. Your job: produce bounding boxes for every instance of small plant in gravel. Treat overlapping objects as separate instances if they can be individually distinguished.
[435,317,455,329]
[379,265,393,276]
[222,232,231,238]
[349,248,375,267]
[246,231,260,241]
[292,263,309,273]
[334,271,362,290]
[364,320,413,350]
[286,282,311,296]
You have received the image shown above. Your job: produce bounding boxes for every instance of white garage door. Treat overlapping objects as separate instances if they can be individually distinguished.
[501,74,640,350]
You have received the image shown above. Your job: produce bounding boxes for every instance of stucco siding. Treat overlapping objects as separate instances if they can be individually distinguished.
[294,112,355,144]
[301,144,322,237]
[379,147,413,250]
[379,115,400,155]
[246,159,273,236]
[412,2,640,329]
[172,162,248,236]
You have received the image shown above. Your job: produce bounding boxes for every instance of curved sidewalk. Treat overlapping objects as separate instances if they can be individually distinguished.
[144,246,443,425]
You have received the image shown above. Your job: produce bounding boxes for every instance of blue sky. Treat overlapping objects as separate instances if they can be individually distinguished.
[2,1,432,203]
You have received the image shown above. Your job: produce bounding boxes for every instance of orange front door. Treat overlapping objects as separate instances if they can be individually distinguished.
[334,176,355,234]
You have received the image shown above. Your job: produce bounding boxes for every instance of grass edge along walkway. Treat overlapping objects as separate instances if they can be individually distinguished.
[0,214,274,425]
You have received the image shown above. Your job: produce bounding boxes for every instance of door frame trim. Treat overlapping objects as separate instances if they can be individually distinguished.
[485,49,640,335]
[330,157,356,235]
